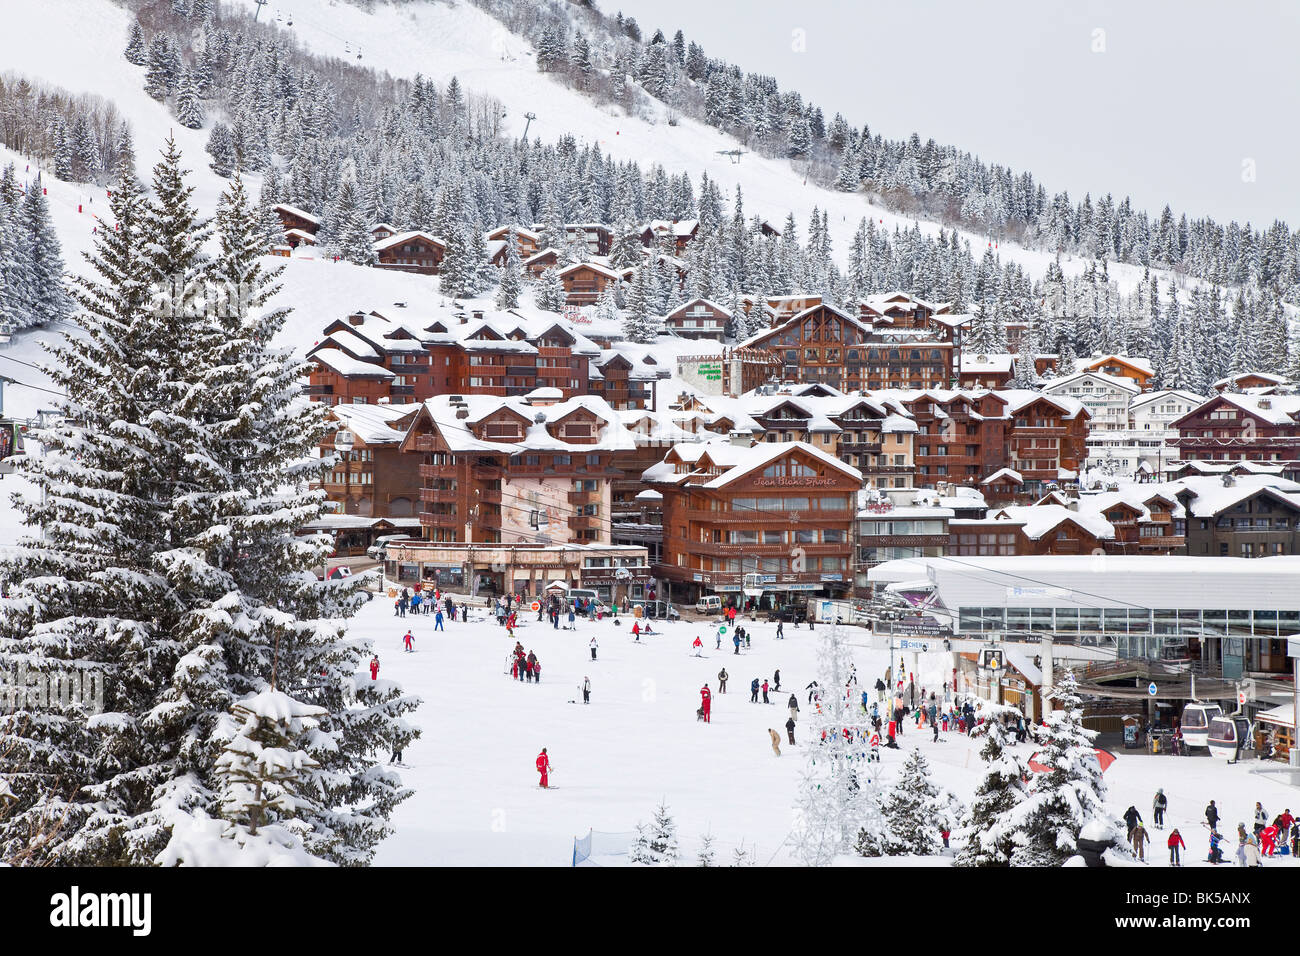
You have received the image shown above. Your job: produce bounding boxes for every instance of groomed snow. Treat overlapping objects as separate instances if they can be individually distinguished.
[350,596,1300,867]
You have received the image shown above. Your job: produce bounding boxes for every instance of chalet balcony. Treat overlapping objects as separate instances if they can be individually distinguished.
[419,487,458,504]
[1136,536,1185,549]
[568,491,601,505]
[860,534,949,548]
[419,513,460,529]
[568,515,602,531]
[418,463,453,480]
[414,435,439,452]
[475,487,503,504]
[506,366,538,377]
[305,384,334,396]
[390,385,416,396]
[471,465,504,480]
[839,441,882,456]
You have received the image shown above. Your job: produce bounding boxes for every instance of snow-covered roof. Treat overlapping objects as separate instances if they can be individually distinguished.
[414,394,636,454]
[1080,354,1155,377]
[310,349,394,378]
[1168,474,1300,517]
[373,230,446,252]
[981,467,1023,485]
[1212,371,1289,390]
[330,402,421,445]
[1043,369,1142,395]
[274,203,320,224]
[959,353,1014,375]
[985,504,1115,541]
[698,440,863,489]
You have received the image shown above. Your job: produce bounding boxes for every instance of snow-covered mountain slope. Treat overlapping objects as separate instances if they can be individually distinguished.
[227,0,1155,293]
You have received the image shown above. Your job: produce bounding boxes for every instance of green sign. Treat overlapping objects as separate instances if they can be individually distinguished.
[697,363,722,381]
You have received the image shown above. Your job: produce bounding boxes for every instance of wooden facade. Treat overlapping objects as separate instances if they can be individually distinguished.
[374,231,446,275]
[647,442,860,603]
[559,262,619,306]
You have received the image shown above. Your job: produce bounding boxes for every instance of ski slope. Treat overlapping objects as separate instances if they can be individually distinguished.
[349,597,1300,867]
[228,0,1158,293]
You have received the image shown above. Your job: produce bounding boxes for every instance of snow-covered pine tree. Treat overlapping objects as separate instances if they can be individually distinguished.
[144,33,180,101]
[19,175,74,329]
[0,144,209,865]
[954,702,1032,866]
[535,266,567,314]
[1004,670,1118,866]
[873,747,946,856]
[696,833,716,867]
[206,122,236,178]
[330,180,377,266]
[795,624,884,864]
[172,690,330,865]
[495,226,523,309]
[622,266,659,343]
[176,69,205,130]
[1010,345,1038,389]
[647,801,679,865]
[124,18,147,65]
[0,200,33,334]
[629,824,653,865]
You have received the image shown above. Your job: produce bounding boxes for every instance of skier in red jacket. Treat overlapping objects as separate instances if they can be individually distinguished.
[692,635,703,657]
[700,684,712,722]
[1167,828,1186,866]
[536,748,551,788]
[369,655,379,680]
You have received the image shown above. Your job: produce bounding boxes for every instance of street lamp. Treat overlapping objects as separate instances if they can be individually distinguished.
[334,428,356,517]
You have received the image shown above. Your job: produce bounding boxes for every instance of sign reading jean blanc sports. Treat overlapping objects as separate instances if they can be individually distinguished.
[755,477,837,487]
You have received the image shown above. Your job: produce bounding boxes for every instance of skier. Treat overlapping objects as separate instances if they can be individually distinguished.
[1207,830,1225,865]
[582,677,591,705]
[786,716,797,746]
[715,630,722,650]
[403,630,414,653]
[1122,805,1142,840]
[1130,821,1148,862]
[717,668,728,693]
[1152,789,1167,829]
[875,677,887,702]
[1168,828,1185,866]
[750,678,760,703]
[536,747,552,788]
[692,635,703,657]
[773,669,781,692]
[1242,834,1261,867]
[1260,822,1278,857]
[769,728,781,756]
[632,621,641,641]
[369,655,379,680]
[776,620,784,639]
[1253,802,1268,840]
[869,731,881,762]
[788,693,799,722]
[590,637,598,661]
[806,679,820,704]
[700,684,712,723]
[1205,799,1220,831]
[733,633,741,655]
[761,679,770,704]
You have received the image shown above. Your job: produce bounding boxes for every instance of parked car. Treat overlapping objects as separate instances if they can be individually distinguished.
[367,534,416,561]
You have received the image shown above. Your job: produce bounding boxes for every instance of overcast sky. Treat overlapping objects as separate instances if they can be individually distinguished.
[608,0,1300,227]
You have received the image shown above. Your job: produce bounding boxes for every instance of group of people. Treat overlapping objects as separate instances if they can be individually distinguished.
[393,585,457,626]
[507,642,543,683]
[1123,795,1298,865]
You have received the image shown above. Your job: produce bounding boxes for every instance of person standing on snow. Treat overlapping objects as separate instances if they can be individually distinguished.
[1167,828,1185,866]
[788,694,799,722]
[776,620,784,640]
[1205,800,1220,831]
[786,716,797,745]
[1130,822,1149,862]
[434,607,444,631]
[717,668,729,693]
[1122,805,1143,840]
[1152,789,1167,829]
[536,748,552,788]
[733,633,741,655]
[403,630,414,653]
[590,637,598,661]
[700,684,712,723]
[1253,802,1268,840]
[769,728,781,756]
[750,678,760,703]
[369,655,380,680]
[692,636,704,657]
[773,669,781,692]
[761,679,770,704]
[806,680,820,704]
[582,677,591,705]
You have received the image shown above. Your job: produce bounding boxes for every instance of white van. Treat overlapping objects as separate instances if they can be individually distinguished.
[695,594,722,615]
[567,588,601,611]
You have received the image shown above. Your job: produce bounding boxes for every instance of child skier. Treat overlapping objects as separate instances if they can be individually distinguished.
[403,630,414,653]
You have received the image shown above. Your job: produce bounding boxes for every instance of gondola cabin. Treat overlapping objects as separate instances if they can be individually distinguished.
[1180,702,1223,749]
[0,418,23,474]
[1207,715,1252,761]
